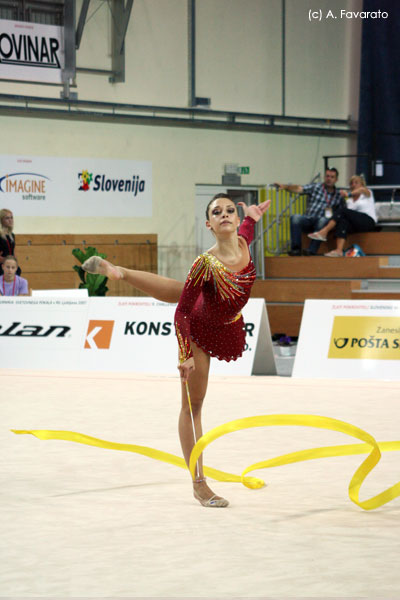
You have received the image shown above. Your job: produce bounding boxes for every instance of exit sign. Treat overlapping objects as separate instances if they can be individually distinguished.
[240,166,250,174]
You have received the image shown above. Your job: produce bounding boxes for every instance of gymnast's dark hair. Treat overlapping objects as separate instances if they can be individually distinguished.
[205,193,234,219]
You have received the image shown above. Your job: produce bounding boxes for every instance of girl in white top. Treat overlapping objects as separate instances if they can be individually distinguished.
[308,174,377,257]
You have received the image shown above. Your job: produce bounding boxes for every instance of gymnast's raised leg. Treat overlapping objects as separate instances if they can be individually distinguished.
[82,256,183,303]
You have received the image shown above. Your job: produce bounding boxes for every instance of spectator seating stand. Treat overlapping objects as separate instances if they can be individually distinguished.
[251,231,400,338]
[16,234,157,297]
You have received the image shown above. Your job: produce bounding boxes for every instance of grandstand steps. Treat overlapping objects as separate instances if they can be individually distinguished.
[351,290,400,300]
[27,272,77,290]
[264,256,400,279]
[252,278,362,303]
[361,279,400,291]
[252,252,400,337]
[304,231,400,256]
[25,272,158,297]
[17,234,158,297]
[264,304,304,338]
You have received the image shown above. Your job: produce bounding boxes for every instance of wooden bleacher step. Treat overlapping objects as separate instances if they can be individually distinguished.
[259,250,400,337]
[17,234,157,297]
[265,256,400,279]
[252,279,362,303]
[351,290,400,300]
[301,231,400,255]
[361,279,400,291]
[265,304,303,338]
[351,278,400,300]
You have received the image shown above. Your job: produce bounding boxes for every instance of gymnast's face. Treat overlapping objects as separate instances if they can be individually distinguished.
[206,198,240,235]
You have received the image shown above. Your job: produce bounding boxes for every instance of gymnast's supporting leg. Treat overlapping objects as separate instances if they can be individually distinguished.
[82,256,183,303]
[179,342,229,508]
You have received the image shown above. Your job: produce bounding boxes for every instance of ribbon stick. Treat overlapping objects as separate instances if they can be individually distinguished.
[12,412,400,510]
[185,381,199,480]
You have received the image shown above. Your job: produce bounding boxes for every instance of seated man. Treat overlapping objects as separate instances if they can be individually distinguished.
[275,168,343,255]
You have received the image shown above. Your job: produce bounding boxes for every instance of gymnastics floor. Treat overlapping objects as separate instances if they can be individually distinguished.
[1,369,400,599]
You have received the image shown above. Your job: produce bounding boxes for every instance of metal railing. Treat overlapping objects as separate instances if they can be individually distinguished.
[369,185,400,223]
[250,186,307,274]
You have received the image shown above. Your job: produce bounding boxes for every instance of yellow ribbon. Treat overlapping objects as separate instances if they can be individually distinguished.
[12,412,400,510]
[11,428,262,488]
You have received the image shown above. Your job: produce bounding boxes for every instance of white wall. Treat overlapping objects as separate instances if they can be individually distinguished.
[0,0,363,278]
[196,0,282,113]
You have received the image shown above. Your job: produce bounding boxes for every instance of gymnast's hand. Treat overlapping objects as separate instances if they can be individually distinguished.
[237,199,271,222]
[178,357,195,383]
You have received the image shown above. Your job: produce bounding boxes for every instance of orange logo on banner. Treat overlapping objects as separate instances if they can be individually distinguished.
[84,320,114,349]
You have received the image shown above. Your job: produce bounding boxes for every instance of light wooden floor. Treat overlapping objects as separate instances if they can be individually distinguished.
[1,369,400,598]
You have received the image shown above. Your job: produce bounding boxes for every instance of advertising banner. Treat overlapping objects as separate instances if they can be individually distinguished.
[83,297,276,376]
[0,296,88,369]
[0,297,276,376]
[0,155,152,217]
[0,19,64,83]
[293,299,400,380]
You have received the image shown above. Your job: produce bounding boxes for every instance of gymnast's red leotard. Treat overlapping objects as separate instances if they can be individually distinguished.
[175,216,256,363]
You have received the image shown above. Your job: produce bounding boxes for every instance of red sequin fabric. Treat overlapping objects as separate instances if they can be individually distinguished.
[175,217,256,363]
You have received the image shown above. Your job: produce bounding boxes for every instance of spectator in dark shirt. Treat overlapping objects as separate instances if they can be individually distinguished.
[275,168,343,255]
[0,209,20,275]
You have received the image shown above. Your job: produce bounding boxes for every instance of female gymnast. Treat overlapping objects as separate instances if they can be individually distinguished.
[83,194,270,507]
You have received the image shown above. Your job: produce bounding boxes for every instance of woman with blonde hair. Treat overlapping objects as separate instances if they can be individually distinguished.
[0,209,19,274]
[308,174,377,256]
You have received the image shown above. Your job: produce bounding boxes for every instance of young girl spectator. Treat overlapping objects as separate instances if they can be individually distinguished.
[0,256,29,296]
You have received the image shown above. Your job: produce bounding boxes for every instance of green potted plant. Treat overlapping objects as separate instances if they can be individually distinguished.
[72,246,108,296]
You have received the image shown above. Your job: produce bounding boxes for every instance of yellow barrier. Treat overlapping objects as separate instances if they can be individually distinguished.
[263,188,307,256]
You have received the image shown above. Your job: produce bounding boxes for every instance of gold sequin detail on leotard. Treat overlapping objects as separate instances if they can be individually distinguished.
[188,252,256,303]
[175,322,191,363]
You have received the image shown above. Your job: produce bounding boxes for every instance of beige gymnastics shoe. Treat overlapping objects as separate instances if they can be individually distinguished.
[193,490,229,508]
[82,256,123,280]
[193,477,229,508]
